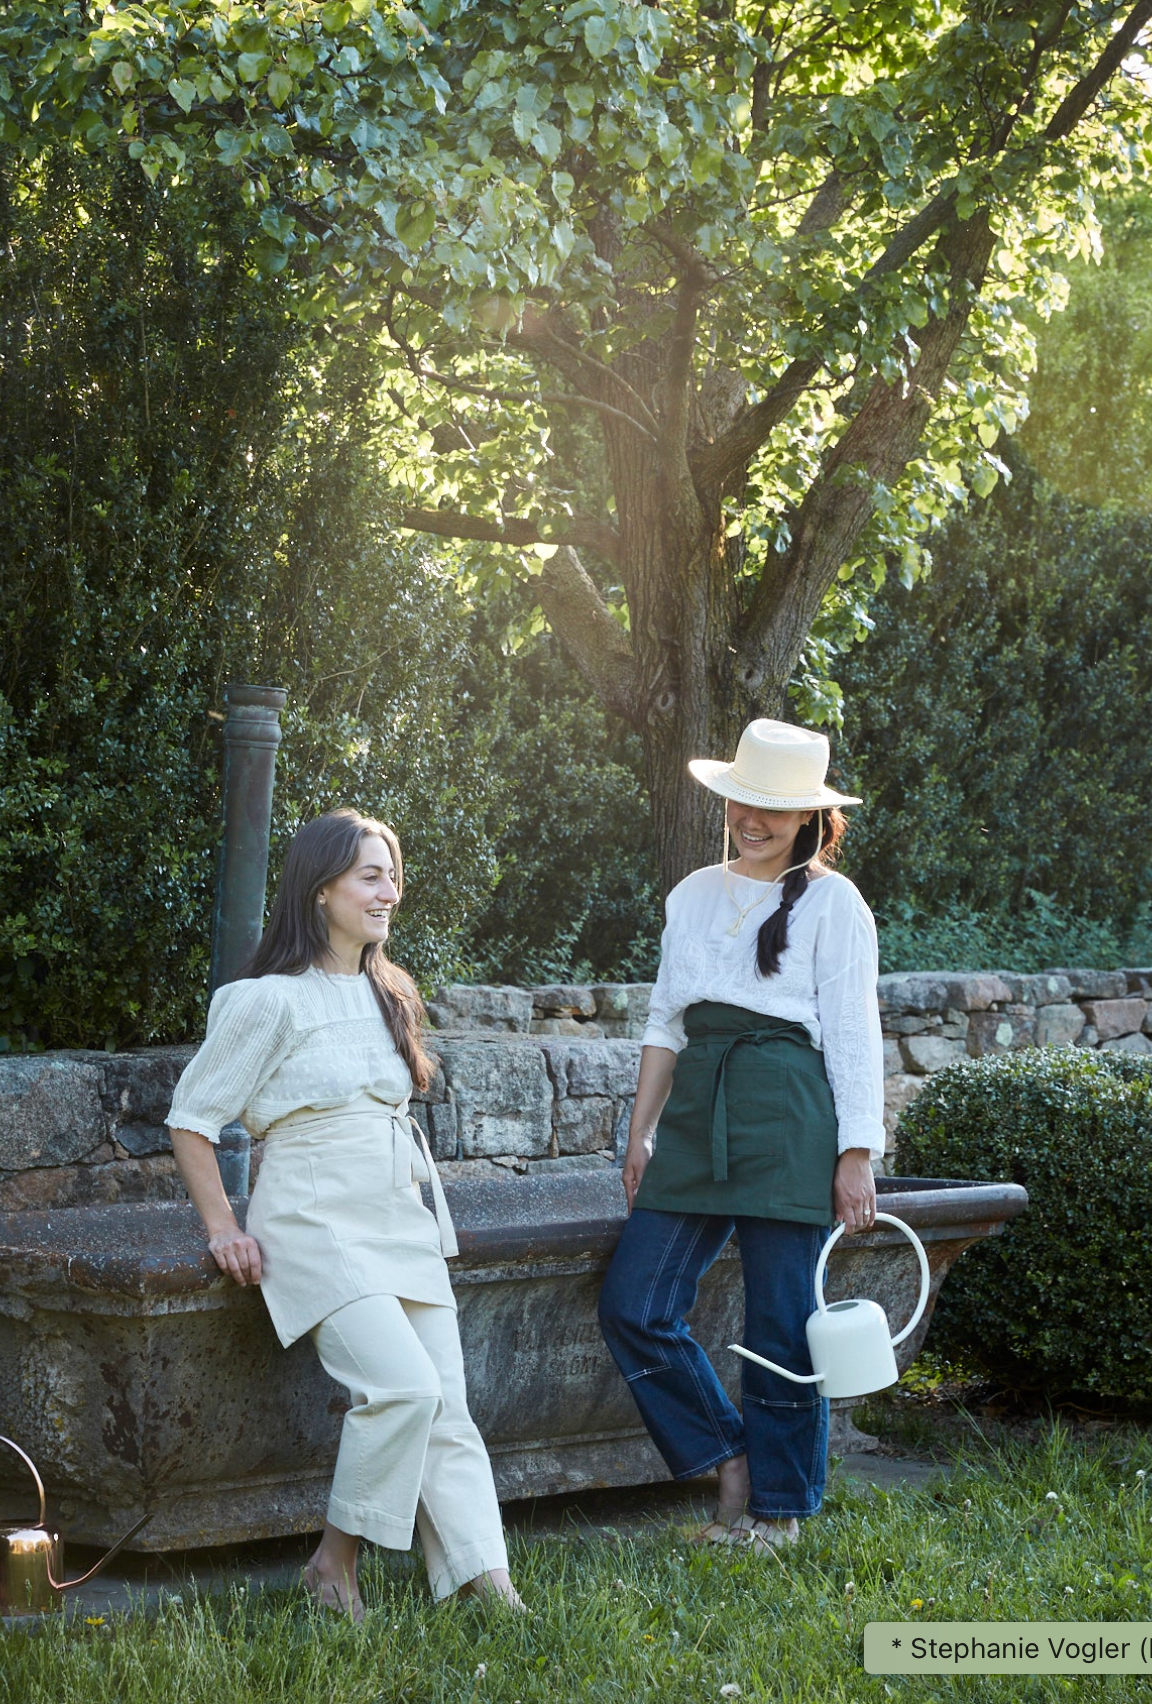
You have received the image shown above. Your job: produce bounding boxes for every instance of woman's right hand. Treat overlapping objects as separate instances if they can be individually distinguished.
[207,1226,263,1286]
[622,1130,654,1214]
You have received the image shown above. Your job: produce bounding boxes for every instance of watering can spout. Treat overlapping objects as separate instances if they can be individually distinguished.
[1,1435,152,1615]
[729,1213,931,1401]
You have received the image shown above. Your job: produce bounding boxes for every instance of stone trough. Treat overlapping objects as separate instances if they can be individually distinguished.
[0,1173,1025,1550]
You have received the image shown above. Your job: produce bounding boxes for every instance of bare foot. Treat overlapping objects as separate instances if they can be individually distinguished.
[303,1554,364,1622]
[456,1568,527,1612]
[715,1452,751,1517]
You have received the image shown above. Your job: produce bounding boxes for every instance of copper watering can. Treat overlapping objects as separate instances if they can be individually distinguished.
[0,1436,151,1615]
[730,1213,931,1399]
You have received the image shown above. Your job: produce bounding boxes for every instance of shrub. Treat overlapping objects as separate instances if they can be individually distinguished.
[895,1047,1152,1402]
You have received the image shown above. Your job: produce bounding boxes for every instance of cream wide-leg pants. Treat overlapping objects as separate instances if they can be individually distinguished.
[310,1293,509,1599]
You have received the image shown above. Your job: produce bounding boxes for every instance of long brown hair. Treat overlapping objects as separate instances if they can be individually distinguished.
[755,807,848,978]
[244,808,433,1092]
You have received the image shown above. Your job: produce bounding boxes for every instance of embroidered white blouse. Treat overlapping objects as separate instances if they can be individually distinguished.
[642,864,886,1158]
[167,966,414,1140]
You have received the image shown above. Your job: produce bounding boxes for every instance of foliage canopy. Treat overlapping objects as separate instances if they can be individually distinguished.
[5,0,1150,888]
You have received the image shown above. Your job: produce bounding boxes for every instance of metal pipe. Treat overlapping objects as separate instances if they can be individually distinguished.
[208,684,288,998]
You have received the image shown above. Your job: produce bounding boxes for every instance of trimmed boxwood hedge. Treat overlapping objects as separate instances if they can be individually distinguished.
[895,1047,1152,1402]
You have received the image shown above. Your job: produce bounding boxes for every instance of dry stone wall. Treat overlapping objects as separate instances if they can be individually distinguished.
[2,970,1150,1207]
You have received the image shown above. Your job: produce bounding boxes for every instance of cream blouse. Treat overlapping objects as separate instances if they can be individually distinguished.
[167,966,414,1139]
[642,864,886,1158]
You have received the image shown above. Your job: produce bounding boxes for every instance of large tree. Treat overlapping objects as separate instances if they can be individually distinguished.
[5,0,1151,887]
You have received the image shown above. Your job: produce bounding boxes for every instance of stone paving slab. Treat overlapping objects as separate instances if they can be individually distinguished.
[2,1453,949,1628]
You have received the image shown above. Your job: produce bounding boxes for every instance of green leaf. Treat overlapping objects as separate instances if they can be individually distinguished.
[110,61,135,96]
[168,78,196,114]
[267,68,293,109]
[584,16,619,58]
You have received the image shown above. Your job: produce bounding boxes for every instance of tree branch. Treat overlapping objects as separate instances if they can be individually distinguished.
[530,546,641,723]
[734,211,997,696]
[399,507,621,564]
[1043,0,1152,139]
[417,363,661,443]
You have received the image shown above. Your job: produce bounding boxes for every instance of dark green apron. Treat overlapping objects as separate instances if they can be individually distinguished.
[633,1001,838,1225]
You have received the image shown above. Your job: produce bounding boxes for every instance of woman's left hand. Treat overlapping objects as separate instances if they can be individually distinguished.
[833,1148,876,1235]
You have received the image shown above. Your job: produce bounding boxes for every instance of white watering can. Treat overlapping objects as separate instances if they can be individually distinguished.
[730,1213,931,1399]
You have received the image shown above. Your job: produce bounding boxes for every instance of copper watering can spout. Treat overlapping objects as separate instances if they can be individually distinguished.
[1,1436,152,1615]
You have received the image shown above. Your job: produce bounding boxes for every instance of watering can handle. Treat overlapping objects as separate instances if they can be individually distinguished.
[0,1434,47,1528]
[814,1212,931,1348]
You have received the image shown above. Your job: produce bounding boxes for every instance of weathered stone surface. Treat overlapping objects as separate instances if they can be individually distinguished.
[942,974,1016,1011]
[883,1039,903,1077]
[435,1039,552,1158]
[528,985,598,1019]
[1081,998,1147,1041]
[410,1099,458,1162]
[885,1015,933,1036]
[939,1009,971,1040]
[1099,1031,1152,1055]
[537,1038,642,1099]
[876,974,951,1014]
[554,1096,616,1155]
[0,1057,107,1170]
[417,1054,449,1104]
[0,1179,1027,1545]
[989,973,1073,1007]
[1034,1003,1086,1048]
[966,1009,1036,1057]
[591,984,652,1038]
[1046,969,1128,1001]
[882,1074,925,1144]
[899,1035,966,1076]
[425,986,532,1033]
[100,1046,196,1132]
[1077,1025,1099,1048]
[530,1017,604,1038]
[1125,969,1152,997]
[0,1155,184,1212]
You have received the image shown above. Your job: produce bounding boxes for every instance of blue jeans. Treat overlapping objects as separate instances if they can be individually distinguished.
[598,1209,830,1519]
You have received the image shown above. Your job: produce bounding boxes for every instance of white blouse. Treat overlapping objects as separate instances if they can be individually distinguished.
[166,966,414,1139]
[642,864,886,1158]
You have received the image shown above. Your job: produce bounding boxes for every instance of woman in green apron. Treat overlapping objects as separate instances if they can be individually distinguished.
[598,719,885,1551]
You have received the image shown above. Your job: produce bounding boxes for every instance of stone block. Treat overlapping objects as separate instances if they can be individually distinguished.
[1034,1003,1086,1048]
[883,1039,903,1078]
[529,1154,615,1174]
[528,985,598,1019]
[1081,997,1146,1040]
[554,1096,616,1155]
[418,1053,449,1104]
[882,1074,925,1144]
[537,1039,642,1099]
[100,1046,197,1134]
[0,1057,107,1170]
[435,1039,552,1159]
[876,974,951,1015]
[1099,1032,1152,1055]
[899,1035,967,1076]
[1124,969,1152,997]
[1077,1025,1098,1048]
[966,1009,1036,1057]
[0,1154,184,1212]
[425,986,532,1033]
[991,973,1073,1007]
[1045,969,1128,1001]
[884,1015,933,1036]
[591,984,652,1039]
[114,1123,172,1158]
[530,1018,604,1038]
[939,1009,970,1040]
[410,1099,458,1162]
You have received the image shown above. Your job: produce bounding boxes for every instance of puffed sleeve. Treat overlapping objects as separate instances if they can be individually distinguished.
[640,892,689,1054]
[814,885,887,1159]
[166,978,295,1142]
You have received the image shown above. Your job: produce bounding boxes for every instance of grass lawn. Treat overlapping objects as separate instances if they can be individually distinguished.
[3,1413,1150,1703]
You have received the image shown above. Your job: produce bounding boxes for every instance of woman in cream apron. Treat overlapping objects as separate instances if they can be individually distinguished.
[168,808,520,1619]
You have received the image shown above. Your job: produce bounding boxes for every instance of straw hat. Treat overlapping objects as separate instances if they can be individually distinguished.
[688,719,861,810]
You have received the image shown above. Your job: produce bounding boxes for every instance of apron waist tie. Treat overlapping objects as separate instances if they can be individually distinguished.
[704,1022,810,1184]
[401,1115,459,1259]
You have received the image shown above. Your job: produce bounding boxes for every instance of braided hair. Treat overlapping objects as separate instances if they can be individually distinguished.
[755,807,847,978]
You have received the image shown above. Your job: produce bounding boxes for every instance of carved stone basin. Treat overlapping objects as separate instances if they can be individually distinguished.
[0,1174,1026,1549]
